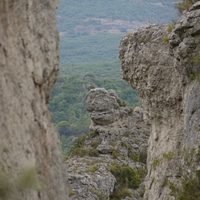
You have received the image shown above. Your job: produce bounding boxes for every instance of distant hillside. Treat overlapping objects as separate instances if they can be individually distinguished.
[57,0,178,64]
[57,0,177,34]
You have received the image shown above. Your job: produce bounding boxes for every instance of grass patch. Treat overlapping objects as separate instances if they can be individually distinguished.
[110,141,116,147]
[151,157,162,169]
[68,187,74,197]
[88,165,98,172]
[163,151,174,160]
[112,149,120,159]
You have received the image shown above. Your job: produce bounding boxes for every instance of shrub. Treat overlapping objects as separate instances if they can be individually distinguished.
[189,70,200,80]
[88,129,98,139]
[139,149,147,164]
[163,151,174,160]
[191,53,200,64]
[123,131,130,137]
[166,148,200,199]
[68,187,74,197]
[128,150,139,162]
[89,165,98,172]
[68,133,100,157]
[109,163,141,189]
[110,187,132,199]
[87,85,95,91]
[92,189,108,200]
[130,106,134,113]
[71,134,86,149]
[166,20,176,33]
[69,147,100,157]
[163,20,176,43]
[137,167,147,180]
[139,187,146,197]
[112,149,120,159]
[68,133,86,157]
[109,141,116,147]
[87,148,100,157]
[90,138,101,148]
[117,98,126,107]
[121,141,129,148]
[151,158,162,169]
[175,0,198,14]
[177,178,200,200]
[163,35,169,43]
[109,163,142,199]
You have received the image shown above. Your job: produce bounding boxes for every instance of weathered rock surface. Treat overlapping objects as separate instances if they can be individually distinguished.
[119,2,200,200]
[0,1,67,200]
[66,88,150,200]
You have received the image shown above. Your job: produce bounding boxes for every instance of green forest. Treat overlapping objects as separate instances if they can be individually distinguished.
[48,0,178,143]
[48,72,140,137]
[58,0,177,64]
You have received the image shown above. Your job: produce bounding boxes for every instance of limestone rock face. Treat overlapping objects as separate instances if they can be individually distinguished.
[67,88,150,200]
[85,88,120,125]
[67,157,116,200]
[119,2,200,200]
[85,88,141,127]
[0,1,67,200]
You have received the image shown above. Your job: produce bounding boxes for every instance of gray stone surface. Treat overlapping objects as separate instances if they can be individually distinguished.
[0,1,67,200]
[67,88,150,200]
[67,157,116,200]
[119,2,200,200]
[85,88,120,125]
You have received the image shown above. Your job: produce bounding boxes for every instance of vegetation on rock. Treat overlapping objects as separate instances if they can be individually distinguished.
[160,148,200,199]
[175,0,199,14]
[68,131,101,157]
[109,163,141,199]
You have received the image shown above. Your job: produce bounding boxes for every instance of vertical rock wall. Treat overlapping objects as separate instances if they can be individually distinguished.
[0,1,67,200]
[119,2,200,200]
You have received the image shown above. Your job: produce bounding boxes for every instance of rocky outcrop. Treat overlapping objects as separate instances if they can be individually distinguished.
[0,1,67,200]
[66,88,150,200]
[119,2,200,200]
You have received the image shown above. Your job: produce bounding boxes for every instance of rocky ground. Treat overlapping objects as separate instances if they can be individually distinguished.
[66,88,150,200]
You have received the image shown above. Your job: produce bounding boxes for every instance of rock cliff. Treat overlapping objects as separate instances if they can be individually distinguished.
[66,88,150,200]
[119,2,200,200]
[0,1,67,200]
